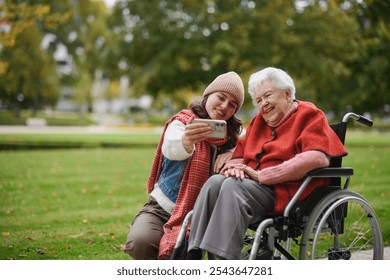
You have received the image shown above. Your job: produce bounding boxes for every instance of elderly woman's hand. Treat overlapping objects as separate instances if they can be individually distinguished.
[224,165,246,179]
[223,164,259,182]
[241,165,259,182]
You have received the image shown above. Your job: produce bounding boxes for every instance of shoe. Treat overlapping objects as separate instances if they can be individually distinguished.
[256,249,273,260]
[186,249,202,260]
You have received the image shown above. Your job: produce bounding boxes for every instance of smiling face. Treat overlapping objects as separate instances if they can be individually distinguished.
[205,92,238,120]
[253,80,293,126]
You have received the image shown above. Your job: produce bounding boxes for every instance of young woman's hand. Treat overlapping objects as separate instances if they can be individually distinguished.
[213,151,233,173]
[182,116,212,153]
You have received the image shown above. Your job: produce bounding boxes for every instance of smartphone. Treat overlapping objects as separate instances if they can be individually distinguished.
[192,119,227,139]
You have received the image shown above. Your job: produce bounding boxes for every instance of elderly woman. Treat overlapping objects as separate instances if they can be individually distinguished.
[186,67,347,260]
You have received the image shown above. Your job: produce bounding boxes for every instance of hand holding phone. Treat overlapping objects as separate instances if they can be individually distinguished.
[192,119,227,139]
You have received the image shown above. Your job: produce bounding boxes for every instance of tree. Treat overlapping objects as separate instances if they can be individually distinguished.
[281,0,361,115]
[36,0,114,113]
[2,0,389,116]
[346,0,390,114]
[107,0,297,108]
[0,2,60,114]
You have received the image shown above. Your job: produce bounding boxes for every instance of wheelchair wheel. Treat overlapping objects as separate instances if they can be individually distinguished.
[299,190,383,260]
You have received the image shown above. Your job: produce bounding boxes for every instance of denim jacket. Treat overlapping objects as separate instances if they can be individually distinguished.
[157,144,231,203]
[156,119,235,204]
[157,155,188,203]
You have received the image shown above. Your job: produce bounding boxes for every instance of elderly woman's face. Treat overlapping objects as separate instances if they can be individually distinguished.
[254,80,292,126]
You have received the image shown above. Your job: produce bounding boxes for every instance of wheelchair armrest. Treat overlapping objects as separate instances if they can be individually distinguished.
[284,167,353,219]
[307,167,353,177]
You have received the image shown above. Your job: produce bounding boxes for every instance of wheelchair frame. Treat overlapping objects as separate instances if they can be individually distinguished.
[171,112,384,260]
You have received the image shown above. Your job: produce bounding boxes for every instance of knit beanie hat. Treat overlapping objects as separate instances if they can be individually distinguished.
[203,71,245,111]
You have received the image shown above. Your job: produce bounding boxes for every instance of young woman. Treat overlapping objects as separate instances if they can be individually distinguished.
[124,71,245,259]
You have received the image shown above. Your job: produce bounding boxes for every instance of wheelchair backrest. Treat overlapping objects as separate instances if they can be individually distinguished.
[328,122,348,187]
[329,122,348,168]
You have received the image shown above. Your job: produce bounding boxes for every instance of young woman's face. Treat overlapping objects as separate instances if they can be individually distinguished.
[253,80,292,126]
[205,92,238,120]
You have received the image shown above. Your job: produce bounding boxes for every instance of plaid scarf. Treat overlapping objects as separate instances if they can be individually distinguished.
[147,109,228,259]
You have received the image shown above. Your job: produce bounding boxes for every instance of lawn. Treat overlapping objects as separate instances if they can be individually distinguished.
[0,148,155,260]
[0,130,389,260]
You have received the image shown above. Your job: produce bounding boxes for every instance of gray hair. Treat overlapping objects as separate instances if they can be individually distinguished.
[248,67,296,102]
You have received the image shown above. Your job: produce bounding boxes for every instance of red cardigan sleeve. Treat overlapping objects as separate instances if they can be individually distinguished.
[294,102,347,158]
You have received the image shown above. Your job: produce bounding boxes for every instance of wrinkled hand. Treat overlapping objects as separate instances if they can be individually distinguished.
[213,151,233,173]
[223,164,259,182]
[182,116,212,152]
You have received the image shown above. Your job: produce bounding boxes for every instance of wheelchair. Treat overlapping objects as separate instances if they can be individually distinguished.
[171,112,384,260]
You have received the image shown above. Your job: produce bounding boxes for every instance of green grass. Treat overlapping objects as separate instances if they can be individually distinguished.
[0,148,155,260]
[0,130,389,260]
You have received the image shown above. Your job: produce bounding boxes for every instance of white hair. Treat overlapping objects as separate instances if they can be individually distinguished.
[248,67,296,102]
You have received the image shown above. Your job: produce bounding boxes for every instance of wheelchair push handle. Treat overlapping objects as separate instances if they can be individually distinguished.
[342,112,373,127]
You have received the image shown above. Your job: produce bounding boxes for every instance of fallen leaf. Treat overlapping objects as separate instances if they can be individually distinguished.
[69,232,84,238]
[36,249,45,255]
